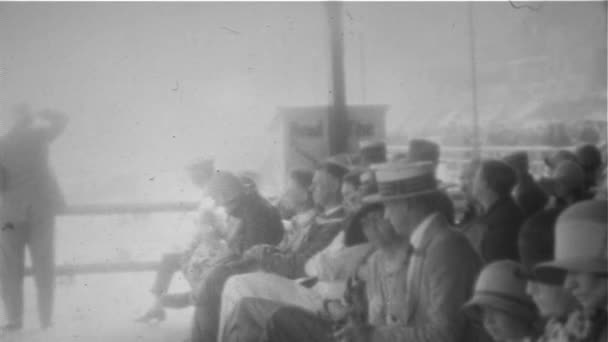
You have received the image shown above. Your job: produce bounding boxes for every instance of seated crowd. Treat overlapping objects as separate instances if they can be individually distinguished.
[138,139,607,342]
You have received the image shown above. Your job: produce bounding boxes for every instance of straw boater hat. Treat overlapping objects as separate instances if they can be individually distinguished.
[464,260,538,321]
[534,200,608,278]
[362,161,445,203]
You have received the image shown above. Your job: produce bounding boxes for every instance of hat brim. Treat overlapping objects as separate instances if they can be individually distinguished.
[463,293,537,321]
[362,185,448,204]
[534,257,608,279]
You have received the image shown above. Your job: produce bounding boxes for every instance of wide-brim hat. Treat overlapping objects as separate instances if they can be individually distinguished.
[534,200,608,278]
[363,161,447,203]
[463,260,538,321]
[463,291,538,322]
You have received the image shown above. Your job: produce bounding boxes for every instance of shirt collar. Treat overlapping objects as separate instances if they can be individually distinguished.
[409,212,439,250]
[323,205,342,218]
[293,209,316,227]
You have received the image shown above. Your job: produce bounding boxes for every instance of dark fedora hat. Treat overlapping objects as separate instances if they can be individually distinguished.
[408,139,440,164]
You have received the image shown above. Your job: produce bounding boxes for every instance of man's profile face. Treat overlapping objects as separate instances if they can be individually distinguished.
[384,199,409,237]
[341,182,361,214]
[311,170,336,207]
[471,168,487,202]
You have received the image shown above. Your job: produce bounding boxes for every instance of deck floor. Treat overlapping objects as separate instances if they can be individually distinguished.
[1,273,193,342]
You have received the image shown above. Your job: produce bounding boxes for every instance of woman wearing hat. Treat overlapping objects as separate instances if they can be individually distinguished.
[464,260,540,342]
[541,161,593,211]
[534,200,608,342]
[518,209,579,342]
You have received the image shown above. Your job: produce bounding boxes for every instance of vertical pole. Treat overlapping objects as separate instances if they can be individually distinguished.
[359,31,367,104]
[327,1,348,155]
[468,2,481,159]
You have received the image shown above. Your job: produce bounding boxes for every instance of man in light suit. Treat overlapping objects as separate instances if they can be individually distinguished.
[262,161,488,342]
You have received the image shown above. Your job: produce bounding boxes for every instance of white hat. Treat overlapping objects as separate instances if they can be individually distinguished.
[535,200,607,278]
[362,161,445,203]
[464,260,537,321]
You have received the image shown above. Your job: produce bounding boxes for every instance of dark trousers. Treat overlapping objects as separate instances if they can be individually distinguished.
[261,305,334,342]
[0,214,55,327]
[150,252,183,296]
[222,297,285,342]
[191,256,257,342]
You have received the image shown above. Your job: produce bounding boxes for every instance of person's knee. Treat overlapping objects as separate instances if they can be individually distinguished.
[160,253,181,270]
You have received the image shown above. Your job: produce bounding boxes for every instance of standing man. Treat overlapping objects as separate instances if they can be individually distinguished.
[0,105,68,333]
[468,159,525,263]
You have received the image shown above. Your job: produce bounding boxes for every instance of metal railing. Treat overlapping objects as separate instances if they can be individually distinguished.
[25,201,199,277]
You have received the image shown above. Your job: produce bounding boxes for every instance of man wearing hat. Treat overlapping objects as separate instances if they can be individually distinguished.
[406,138,456,225]
[534,200,607,342]
[517,209,579,342]
[303,160,483,342]
[574,144,603,192]
[541,160,592,211]
[468,159,525,263]
[0,106,68,333]
[503,151,548,218]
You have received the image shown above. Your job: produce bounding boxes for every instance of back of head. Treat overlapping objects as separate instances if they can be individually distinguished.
[518,208,562,282]
[205,170,247,206]
[552,160,585,194]
[480,159,517,197]
[359,140,387,165]
[575,144,602,174]
[503,151,529,175]
[408,139,440,164]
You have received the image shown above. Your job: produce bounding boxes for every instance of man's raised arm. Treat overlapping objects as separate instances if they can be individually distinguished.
[38,109,69,141]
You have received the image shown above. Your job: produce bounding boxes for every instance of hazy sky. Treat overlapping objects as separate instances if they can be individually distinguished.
[0,2,605,203]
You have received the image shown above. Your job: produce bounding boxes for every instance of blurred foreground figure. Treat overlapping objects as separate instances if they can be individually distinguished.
[0,105,68,334]
[136,158,229,323]
[534,200,607,342]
